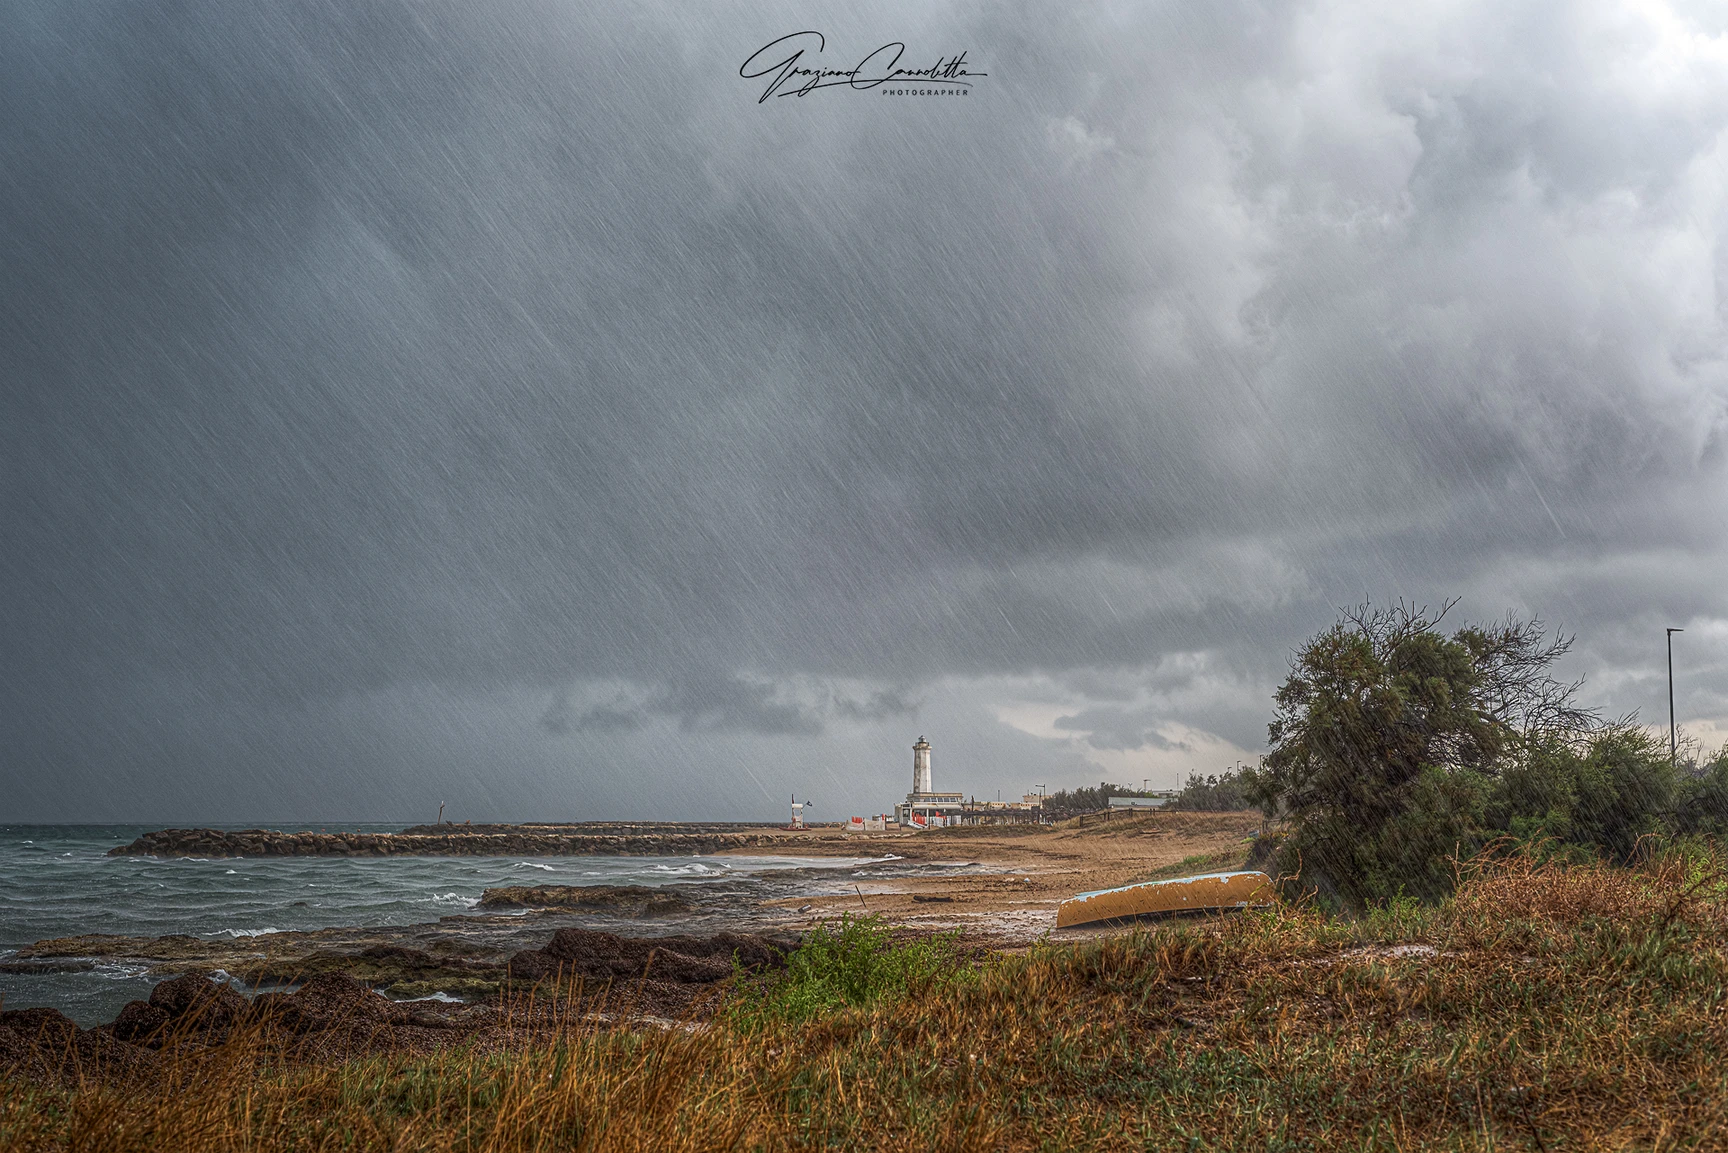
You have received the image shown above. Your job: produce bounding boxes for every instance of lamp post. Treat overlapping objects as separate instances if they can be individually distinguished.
[1667,628,1684,764]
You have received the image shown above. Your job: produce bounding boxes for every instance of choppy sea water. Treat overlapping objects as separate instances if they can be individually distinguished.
[0,825,925,1026]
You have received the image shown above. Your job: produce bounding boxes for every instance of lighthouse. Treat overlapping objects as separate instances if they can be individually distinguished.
[912,736,933,795]
[896,736,962,827]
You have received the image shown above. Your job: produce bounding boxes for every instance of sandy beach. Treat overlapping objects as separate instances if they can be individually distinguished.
[732,810,1264,942]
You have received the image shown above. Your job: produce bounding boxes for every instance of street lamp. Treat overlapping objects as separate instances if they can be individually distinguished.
[1667,628,1684,764]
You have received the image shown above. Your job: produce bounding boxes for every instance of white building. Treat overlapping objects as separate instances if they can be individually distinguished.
[895,736,964,827]
[1108,793,1178,811]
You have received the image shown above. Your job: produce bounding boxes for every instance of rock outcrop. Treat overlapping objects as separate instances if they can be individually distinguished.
[249,973,407,1033]
[8,926,511,999]
[111,973,250,1045]
[0,1007,79,1046]
[0,1007,157,1084]
[504,928,790,985]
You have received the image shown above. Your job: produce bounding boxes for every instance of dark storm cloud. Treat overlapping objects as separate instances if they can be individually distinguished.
[831,689,920,724]
[2,0,1724,819]
[1053,710,1185,754]
[540,677,917,738]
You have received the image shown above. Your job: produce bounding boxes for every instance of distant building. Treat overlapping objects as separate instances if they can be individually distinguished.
[960,794,1044,825]
[1108,793,1178,811]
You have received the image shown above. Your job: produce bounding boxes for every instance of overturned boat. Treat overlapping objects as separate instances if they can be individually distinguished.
[1056,870,1275,929]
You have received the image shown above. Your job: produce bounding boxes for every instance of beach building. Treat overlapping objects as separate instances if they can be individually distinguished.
[847,735,1043,831]
[895,737,965,828]
[961,794,1044,825]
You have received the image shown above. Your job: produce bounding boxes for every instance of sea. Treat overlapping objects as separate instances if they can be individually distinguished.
[0,824,939,1027]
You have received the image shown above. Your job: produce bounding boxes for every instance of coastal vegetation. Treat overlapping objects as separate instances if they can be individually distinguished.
[723,916,974,1033]
[1036,782,1157,820]
[1039,774,1257,819]
[4,846,1726,1150]
[1244,602,1728,908]
[1166,769,1254,812]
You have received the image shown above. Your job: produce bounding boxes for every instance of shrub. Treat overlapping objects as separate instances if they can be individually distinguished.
[1038,782,1145,819]
[1485,728,1676,863]
[1167,768,1254,811]
[1675,746,1728,836]
[722,916,972,1032]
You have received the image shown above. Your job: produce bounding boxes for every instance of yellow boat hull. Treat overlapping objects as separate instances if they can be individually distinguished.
[1056,870,1275,928]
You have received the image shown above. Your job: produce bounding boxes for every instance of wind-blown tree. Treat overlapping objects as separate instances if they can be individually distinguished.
[1245,602,1603,906]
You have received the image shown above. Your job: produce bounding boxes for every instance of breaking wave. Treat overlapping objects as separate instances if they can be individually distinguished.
[648,861,731,876]
[427,892,479,908]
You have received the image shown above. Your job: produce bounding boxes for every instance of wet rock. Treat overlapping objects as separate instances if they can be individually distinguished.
[1,1006,160,1086]
[110,974,248,1045]
[359,944,440,970]
[0,957,95,974]
[478,884,694,916]
[251,973,405,1034]
[506,928,790,985]
[148,972,249,1027]
[14,922,510,1004]
[111,1001,172,1043]
[0,1007,79,1045]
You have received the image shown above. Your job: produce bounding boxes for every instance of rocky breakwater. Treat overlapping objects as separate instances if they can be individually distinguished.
[109,827,798,858]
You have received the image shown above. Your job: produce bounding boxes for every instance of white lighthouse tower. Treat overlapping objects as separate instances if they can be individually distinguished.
[896,736,962,827]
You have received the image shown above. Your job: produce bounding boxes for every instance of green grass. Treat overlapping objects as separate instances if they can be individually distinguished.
[1129,847,1253,883]
[722,915,975,1032]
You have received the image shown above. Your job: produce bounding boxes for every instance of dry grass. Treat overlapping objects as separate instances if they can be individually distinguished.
[6,847,1728,1151]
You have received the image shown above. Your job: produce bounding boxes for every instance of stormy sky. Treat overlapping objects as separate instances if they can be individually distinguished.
[3,0,1725,823]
